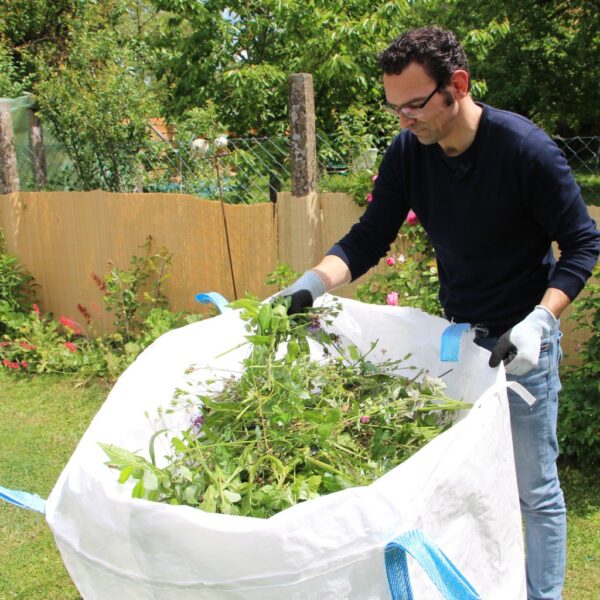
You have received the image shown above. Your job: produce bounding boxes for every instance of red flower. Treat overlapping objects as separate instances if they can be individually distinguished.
[21,361,29,368]
[0,341,10,347]
[91,273,107,292]
[64,342,77,353]
[32,304,41,318]
[366,193,373,203]
[406,210,419,226]
[19,342,36,351]
[59,316,82,335]
[77,304,92,325]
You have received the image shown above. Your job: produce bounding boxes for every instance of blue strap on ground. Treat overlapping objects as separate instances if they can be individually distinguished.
[385,529,480,600]
[440,322,471,362]
[194,292,231,313]
[0,485,46,514]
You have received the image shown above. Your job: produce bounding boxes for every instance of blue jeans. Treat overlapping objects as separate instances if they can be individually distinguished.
[475,324,566,600]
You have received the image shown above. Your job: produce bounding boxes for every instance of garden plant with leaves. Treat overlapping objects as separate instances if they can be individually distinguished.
[355,214,442,316]
[101,296,466,518]
[558,263,600,466]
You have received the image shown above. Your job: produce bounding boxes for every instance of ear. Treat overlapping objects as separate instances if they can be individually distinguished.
[450,70,470,98]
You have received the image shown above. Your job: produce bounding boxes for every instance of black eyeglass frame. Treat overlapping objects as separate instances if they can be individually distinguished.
[383,85,441,119]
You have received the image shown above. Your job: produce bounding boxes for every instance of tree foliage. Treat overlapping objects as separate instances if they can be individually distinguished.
[455,0,600,134]
[0,0,596,180]
[147,0,514,144]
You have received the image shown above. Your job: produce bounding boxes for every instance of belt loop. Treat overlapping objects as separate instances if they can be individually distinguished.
[473,324,489,338]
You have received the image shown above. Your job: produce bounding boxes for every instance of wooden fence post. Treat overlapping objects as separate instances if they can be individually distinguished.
[288,73,317,196]
[28,109,48,188]
[280,74,323,271]
[0,102,20,193]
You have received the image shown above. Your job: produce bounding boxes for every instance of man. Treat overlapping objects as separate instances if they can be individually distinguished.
[282,27,600,600]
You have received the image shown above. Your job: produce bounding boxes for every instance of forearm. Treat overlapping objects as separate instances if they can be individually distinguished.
[312,255,352,292]
[539,287,571,319]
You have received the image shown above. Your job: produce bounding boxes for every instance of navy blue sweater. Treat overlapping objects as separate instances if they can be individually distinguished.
[329,104,600,335]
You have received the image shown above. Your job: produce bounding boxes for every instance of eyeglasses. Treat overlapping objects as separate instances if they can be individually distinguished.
[383,85,441,119]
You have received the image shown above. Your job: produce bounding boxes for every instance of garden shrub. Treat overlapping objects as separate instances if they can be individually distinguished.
[354,214,442,316]
[0,237,202,383]
[0,230,37,332]
[558,263,600,466]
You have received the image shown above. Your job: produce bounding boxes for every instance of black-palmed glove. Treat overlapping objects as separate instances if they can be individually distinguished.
[279,270,326,314]
[489,306,557,376]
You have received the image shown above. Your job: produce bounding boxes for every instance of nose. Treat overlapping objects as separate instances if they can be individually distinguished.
[398,113,417,128]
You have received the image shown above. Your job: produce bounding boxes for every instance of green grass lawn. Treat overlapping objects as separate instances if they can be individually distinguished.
[0,371,598,598]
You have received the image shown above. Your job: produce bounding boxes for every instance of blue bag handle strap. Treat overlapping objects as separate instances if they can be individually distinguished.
[385,529,480,600]
[440,322,471,362]
[0,485,46,514]
[194,292,232,313]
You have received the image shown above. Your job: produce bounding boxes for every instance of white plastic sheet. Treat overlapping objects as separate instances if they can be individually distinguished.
[46,296,526,599]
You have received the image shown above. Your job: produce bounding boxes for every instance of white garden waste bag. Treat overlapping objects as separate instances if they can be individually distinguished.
[46,296,526,599]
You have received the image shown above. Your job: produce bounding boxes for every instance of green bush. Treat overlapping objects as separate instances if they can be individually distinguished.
[558,263,600,466]
[0,238,202,383]
[0,231,36,330]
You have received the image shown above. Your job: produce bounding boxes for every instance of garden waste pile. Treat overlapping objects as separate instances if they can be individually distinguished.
[46,295,527,599]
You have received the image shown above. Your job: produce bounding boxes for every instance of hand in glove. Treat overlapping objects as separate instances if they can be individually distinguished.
[489,306,557,376]
[279,270,326,314]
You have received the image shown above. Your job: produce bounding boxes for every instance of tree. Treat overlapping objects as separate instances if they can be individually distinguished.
[34,24,156,191]
[450,0,600,134]
[148,0,510,152]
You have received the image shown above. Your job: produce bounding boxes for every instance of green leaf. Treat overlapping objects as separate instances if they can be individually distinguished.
[142,468,159,491]
[132,479,145,499]
[118,464,134,484]
[223,489,242,503]
[257,303,273,333]
[348,345,360,361]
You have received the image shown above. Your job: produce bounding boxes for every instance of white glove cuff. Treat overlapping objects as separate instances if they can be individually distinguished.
[532,305,558,334]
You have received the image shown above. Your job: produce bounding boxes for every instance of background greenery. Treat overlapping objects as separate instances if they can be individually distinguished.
[0,1,598,193]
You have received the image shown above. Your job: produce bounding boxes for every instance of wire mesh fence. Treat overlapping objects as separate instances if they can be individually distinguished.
[10,134,600,205]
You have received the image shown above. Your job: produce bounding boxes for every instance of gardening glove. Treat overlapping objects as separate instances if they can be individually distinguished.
[279,270,326,314]
[489,305,557,376]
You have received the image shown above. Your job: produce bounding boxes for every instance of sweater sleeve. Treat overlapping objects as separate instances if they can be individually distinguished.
[520,129,600,300]
[326,138,409,281]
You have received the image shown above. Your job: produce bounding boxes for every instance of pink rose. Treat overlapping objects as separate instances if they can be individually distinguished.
[386,291,399,306]
[386,257,395,266]
[406,210,419,226]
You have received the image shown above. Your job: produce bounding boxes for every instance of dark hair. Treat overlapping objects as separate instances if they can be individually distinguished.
[378,27,469,88]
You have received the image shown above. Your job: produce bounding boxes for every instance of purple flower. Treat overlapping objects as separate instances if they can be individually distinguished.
[191,414,205,433]
[307,314,322,334]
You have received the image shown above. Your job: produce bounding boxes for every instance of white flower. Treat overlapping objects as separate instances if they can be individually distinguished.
[214,135,229,153]
[190,138,209,157]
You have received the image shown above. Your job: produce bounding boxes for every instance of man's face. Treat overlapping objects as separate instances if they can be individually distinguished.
[383,62,457,146]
